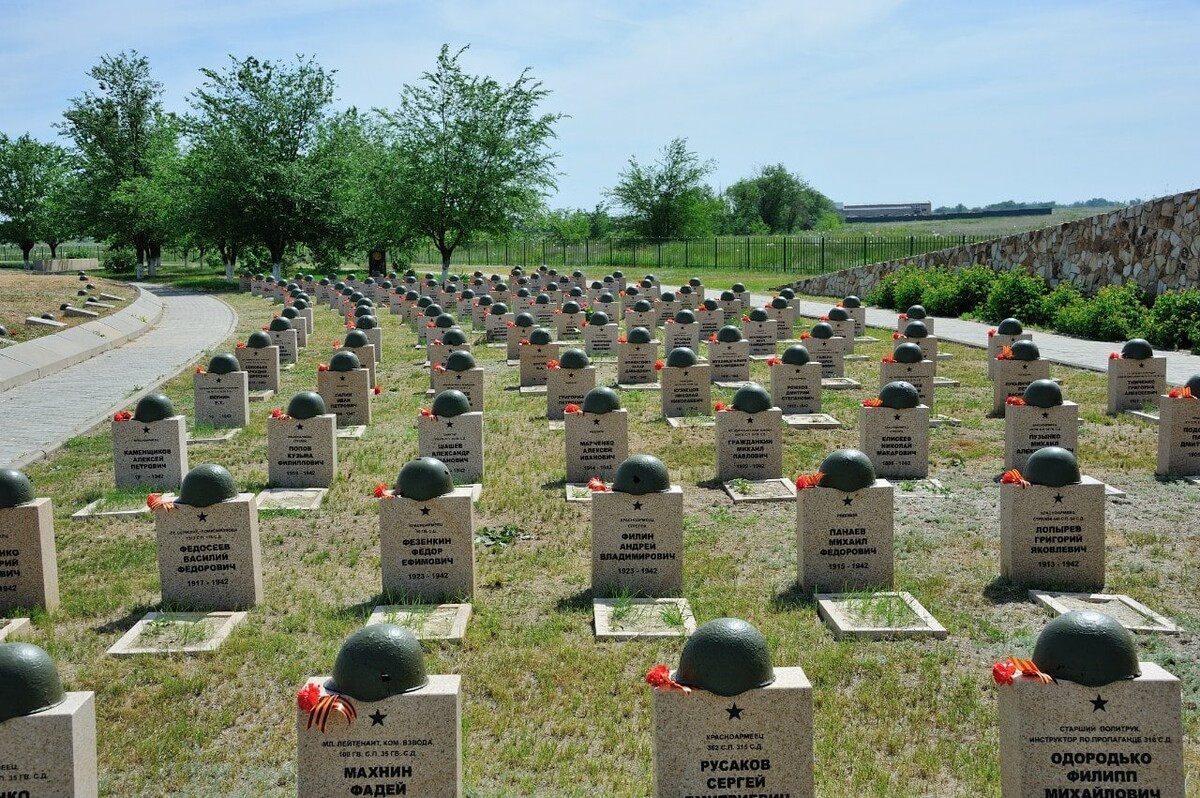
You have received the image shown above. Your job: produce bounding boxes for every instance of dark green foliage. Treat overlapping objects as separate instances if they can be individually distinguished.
[981,270,1050,324]
[1053,283,1148,341]
[1145,289,1200,350]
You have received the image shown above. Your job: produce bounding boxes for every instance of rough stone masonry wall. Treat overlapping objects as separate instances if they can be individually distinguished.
[785,189,1199,299]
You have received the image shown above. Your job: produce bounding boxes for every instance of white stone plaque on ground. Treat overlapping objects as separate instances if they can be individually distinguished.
[1004,402,1079,471]
[113,416,188,490]
[193,370,250,428]
[1157,392,1200,476]
[706,339,750,382]
[418,412,483,484]
[0,690,98,797]
[770,361,822,414]
[593,597,695,640]
[318,367,372,426]
[255,488,327,511]
[1107,355,1167,414]
[816,591,946,640]
[715,408,783,483]
[1028,591,1178,634]
[783,413,842,429]
[660,363,711,418]
[379,488,475,602]
[591,486,683,596]
[368,603,472,641]
[565,409,628,485]
[155,493,263,609]
[268,414,337,488]
[0,497,58,612]
[1000,477,1105,589]
[107,610,248,655]
[992,359,1051,416]
[859,404,930,479]
[797,481,894,593]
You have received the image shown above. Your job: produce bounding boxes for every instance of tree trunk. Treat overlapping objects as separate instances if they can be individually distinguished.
[440,246,453,284]
[47,240,60,259]
[135,235,148,280]
[20,239,33,270]
[268,241,285,282]
[148,242,162,276]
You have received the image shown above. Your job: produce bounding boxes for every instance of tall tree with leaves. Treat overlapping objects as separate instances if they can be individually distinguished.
[378,44,564,279]
[607,138,716,239]
[722,163,833,234]
[0,134,72,266]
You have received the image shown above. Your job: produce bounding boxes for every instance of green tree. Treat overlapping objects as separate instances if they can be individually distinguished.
[607,138,716,238]
[721,163,833,234]
[0,134,72,266]
[378,44,564,279]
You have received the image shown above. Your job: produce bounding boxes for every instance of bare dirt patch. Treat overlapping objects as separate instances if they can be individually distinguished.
[0,268,135,339]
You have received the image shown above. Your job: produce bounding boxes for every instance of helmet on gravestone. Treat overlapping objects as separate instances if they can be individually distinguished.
[827,306,849,322]
[612,270,624,279]
[817,448,876,492]
[781,344,810,365]
[349,292,364,303]
[515,313,535,328]
[902,320,928,339]
[731,283,746,293]
[612,454,671,495]
[582,386,621,414]
[178,464,238,507]
[624,285,639,297]
[626,327,653,344]
[327,624,429,701]
[516,288,530,298]
[287,391,327,420]
[355,316,378,330]
[1022,379,1063,408]
[433,314,455,329]
[363,277,375,285]
[545,282,559,292]
[689,277,702,287]
[702,299,719,311]
[1187,374,1200,394]
[490,303,509,316]
[1010,340,1040,361]
[495,282,508,293]
[477,297,494,309]
[459,289,475,300]
[810,322,834,339]
[673,617,775,697]
[678,285,693,295]
[719,290,736,302]
[732,383,772,413]
[660,291,676,303]
[779,288,795,300]
[207,353,240,375]
[1031,610,1140,687]
[588,311,610,327]
[344,329,370,348]
[281,308,299,321]
[441,328,468,346]
[905,305,927,319]
[246,331,272,349]
[1120,338,1153,360]
[378,282,391,291]
[424,303,444,317]
[342,287,355,297]
[1023,446,1081,487]
[431,389,471,418]
[405,291,420,302]
[632,299,653,313]
[666,347,698,368]
[770,296,789,309]
[535,293,552,305]
[996,317,1023,335]
[748,309,770,323]
[0,642,65,723]
[329,351,361,372]
[716,325,742,343]
[529,328,553,346]
[268,317,292,332]
[559,349,590,369]
[394,457,454,501]
[445,351,476,372]
[591,281,604,291]
[568,287,584,298]
[598,292,615,304]
[0,468,35,509]
[561,301,581,315]
[673,309,696,325]
[892,342,924,364]
[293,298,309,310]
[879,381,920,409]
[134,393,175,422]
[353,305,373,318]
[640,279,654,289]
[843,295,861,308]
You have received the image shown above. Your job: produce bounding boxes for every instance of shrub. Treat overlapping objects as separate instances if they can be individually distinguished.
[1053,283,1148,341]
[892,266,934,310]
[1146,289,1200,351]
[1040,282,1084,322]
[102,246,136,273]
[923,265,997,317]
[981,269,1050,324]
[865,269,902,308]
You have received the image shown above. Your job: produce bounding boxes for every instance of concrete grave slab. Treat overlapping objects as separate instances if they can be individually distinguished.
[255,488,327,511]
[106,611,248,655]
[335,424,366,439]
[0,617,32,640]
[783,413,842,429]
[368,603,472,641]
[821,377,861,390]
[722,477,797,503]
[187,428,240,445]
[1028,590,1177,634]
[593,597,695,640]
[816,591,947,640]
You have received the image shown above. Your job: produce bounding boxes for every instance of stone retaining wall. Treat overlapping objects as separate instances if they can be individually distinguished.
[785,189,1199,299]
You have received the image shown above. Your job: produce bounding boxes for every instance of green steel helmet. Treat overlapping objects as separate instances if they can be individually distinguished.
[1023,446,1081,487]
[545,282,560,292]
[632,299,653,313]
[178,463,238,507]
[748,308,770,323]
[268,317,292,332]
[666,347,698,368]
[459,289,475,300]
[349,291,364,303]
[702,299,719,311]
[561,301,581,315]
[329,351,362,372]
[843,295,861,308]
[770,296,790,310]
[423,303,444,317]
[535,293,552,305]
[431,389,471,418]
[589,311,611,327]
[0,642,65,723]
[355,315,378,330]
[591,281,604,290]
[0,469,35,509]
[582,387,621,414]
[495,282,509,293]
[344,329,370,348]
[327,624,429,701]
[395,457,455,501]
[441,328,468,346]
[433,314,456,329]
[445,350,477,372]
[1187,374,1200,394]
[732,283,746,293]
[287,391,327,419]
[378,283,391,291]
[334,281,346,290]
[363,277,375,285]
[810,322,834,339]
[716,325,742,343]
[134,393,175,422]
[1010,340,1040,361]
[568,287,584,298]
[318,278,331,287]
[342,287,356,297]
[293,298,309,310]
[678,285,693,295]
[612,454,671,495]
[689,277,702,287]
[559,349,590,369]
[1023,379,1063,408]
[997,317,1023,335]
[611,270,624,279]
[516,288,530,298]
[281,307,300,320]
[673,309,696,325]
[623,285,639,297]
[905,305,927,319]
[640,278,654,288]
[477,296,493,308]
[719,290,736,302]
[817,448,876,492]
[879,381,921,409]
[732,383,772,413]
[827,306,849,321]
[353,305,374,318]
[779,288,795,300]
[490,302,510,316]
[660,291,676,303]
[673,618,775,697]
[598,292,615,304]
[515,313,535,328]
[627,327,653,344]
[246,331,272,349]
[405,291,420,301]
[893,342,925,364]
[781,344,810,365]
[1031,610,1140,687]
[1121,338,1153,359]
[529,328,553,346]
[902,320,928,339]
[207,353,240,375]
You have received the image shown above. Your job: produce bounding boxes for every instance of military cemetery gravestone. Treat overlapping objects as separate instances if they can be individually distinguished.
[803,322,845,378]
[657,292,678,325]
[1107,338,1167,414]
[996,611,1185,797]
[898,319,938,362]
[823,305,856,354]
[485,302,514,343]
[743,309,779,357]
[1004,380,1078,472]
[236,331,281,394]
[519,328,557,388]
[1000,447,1105,589]
[318,351,372,427]
[662,309,701,353]
[280,306,308,347]
[993,341,1052,416]
[340,330,377,388]
[729,282,749,307]
[419,391,484,485]
[624,298,657,331]
[859,382,930,479]
[897,305,934,334]
[547,349,596,421]
[379,458,475,602]
[268,392,338,489]
[355,314,383,363]
[565,388,629,487]
[590,292,619,319]
[880,342,934,407]
[617,327,659,388]
[0,469,59,613]
[0,642,98,797]
[796,449,894,593]
[987,318,1033,378]
[470,296,492,330]
[715,385,786,495]
[696,299,724,339]
[193,353,250,429]
[707,326,751,384]
[842,294,866,337]
[296,625,462,798]
[591,455,683,597]
[583,310,619,356]
[650,618,813,798]
[506,313,535,361]
[432,350,484,413]
[266,317,299,365]
[1157,375,1200,476]
[660,347,711,419]
[112,394,189,490]
[717,289,743,323]
[428,329,470,374]
[555,301,586,339]
[763,295,797,338]
[531,293,557,326]
[153,464,263,610]
[770,345,822,414]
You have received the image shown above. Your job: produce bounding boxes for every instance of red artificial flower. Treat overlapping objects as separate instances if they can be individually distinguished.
[374,483,395,499]
[431,339,443,346]
[898,313,908,320]
[794,471,825,490]
[880,355,896,363]
[1167,386,1195,399]
[645,664,689,692]
[996,345,1014,360]
[992,660,1016,686]
[587,476,610,493]
[113,411,132,422]
[547,360,561,370]
[800,332,812,340]
[714,401,728,412]
[318,363,329,372]
[373,385,383,395]
[236,341,246,348]
[506,320,515,327]
[432,363,446,373]
[892,331,902,340]
[1006,396,1027,406]
[565,403,582,414]
[1001,469,1030,488]
[427,321,435,328]
[297,682,321,712]
[763,302,771,309]
[820,314,829,321]
[654,360,664,371]
[195,367,206,374]
[519,339,530,346]
[273,313,280,319]
[993,656,1053,685]
[741,315,750,322]
[862,398,884,407]
[766,356,781,366]
[331,341,342,349]
[707,334,718,343]
[1108,352,1120,359]
[836,302,844,307]
[147,493,175,512]
[987,329,996,337]
[270,408,287,419]
[261,325,270,331]
[618,335,627,343]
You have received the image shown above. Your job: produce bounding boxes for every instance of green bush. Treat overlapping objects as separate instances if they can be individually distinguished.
[923,264,997,317]
[1053,283,1148,341]
[892,267,934,310]
[981,269,1050,324]
[865,268,903,308]
[1146,289,1200,350]
[1040,282,1084,322]
[102,246,136,273]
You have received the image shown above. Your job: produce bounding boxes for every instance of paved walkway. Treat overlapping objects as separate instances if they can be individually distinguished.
[0,285,237,469]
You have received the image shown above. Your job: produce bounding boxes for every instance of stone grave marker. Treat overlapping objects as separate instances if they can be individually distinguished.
[1107,338,1167,414]
[268,392,337,488]
[519,328,557,388]
[706,326,751,383]
[318,351,372,427]
[897,305,934,334]
[695,300,724,339]
[423,309,453,347]
[583,311,619,357]
[859,382,930,479]
[280,306,308,347]
[897,320,938,361]
[717,290,743,322]
[997,611,1185,797]
[743,309,779,356]
[427,330,470,374]
[729,282,750,308]
[112,394,188,490]
[193,353,250,429]
[470,296,492,329]
[555,301,586,339]
[993,341,1051,416]
[485,302,514,343]
[662,309,701,353]
[266,317,298,364]
[0,470,59,613]
[419,391,484,485]
[715,385,787,500]
[770,344,823,414]
[616,327,659,388]
[659,348,711,419]
[797,449,894,593]
[1000,447,1105,589]
[842,295,866,336]
[354,315,383,363]
[763,296,797,338]
[591,455,683,598]
[531,294,557,326]
[153,464,262,610]
[1156,376,1200,476]
[506,313,535,361]
[547,349,596,420]
[591,293,619,319]
[987,317,1033,378]
[565,388,629,489]
[657,292,679,325]
[432,350,484,412]
[802,323,845,378]
[824,306,856,354]
[339,331,377,388]
[624,299,658,332]
[1004,380,1078,471]
[880,342,934,407]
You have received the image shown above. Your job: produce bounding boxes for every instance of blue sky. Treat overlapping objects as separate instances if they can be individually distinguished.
[4,0,1198,211]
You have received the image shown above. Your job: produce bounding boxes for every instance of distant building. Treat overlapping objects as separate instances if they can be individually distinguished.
[842,202,932,220]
